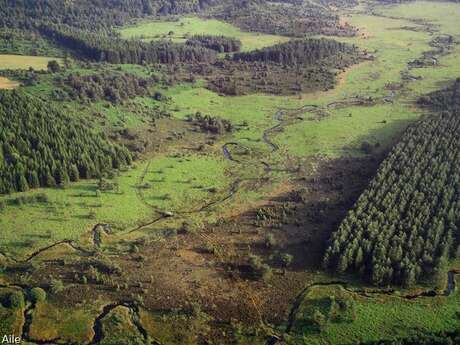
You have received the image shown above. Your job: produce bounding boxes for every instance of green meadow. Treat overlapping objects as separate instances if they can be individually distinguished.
[276,3,460,158]
[291,285,460,345]
[119,16,290,51]
[0,152,235,258]
[0,54,61,70]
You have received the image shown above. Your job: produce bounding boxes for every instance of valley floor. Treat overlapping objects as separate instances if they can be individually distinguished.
[1,1,460,344]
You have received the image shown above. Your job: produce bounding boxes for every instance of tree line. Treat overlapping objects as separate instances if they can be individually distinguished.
[40,24,217,65]
[53,72,155,104]
[210,0,356,38]
[323,82,460,286]
[418,78,460,111]
[186,35,241,53]
[0,0,222,32]
[0,90,131,194]
[232,39,356,66]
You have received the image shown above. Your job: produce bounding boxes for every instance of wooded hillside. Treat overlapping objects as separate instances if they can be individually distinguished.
[0,90,131,194]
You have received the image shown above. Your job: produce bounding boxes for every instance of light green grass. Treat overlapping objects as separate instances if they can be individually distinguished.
[379,0,460,36]
[164,83,301,146]
[0,164,152,257]
[277,2,460,157]
[292,285,460,345]
[29,301,98,344]
[0,54,61,70]
[139,154,232,212]
[0,154,233,257]
[119,16,290,51]
[277,103,422,157]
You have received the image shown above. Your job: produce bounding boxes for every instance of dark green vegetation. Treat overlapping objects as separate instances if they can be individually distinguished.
[0,90,131,194]
[210,0,357,37]
[0,0,213,31]
[54,71,155,104]
[186,34,242,52]
[40,25,218,64]
[0,29,63,57]
[231,39,355,65]
[323,81,460,286]
[187,112,233,134]
[200,39,364,95]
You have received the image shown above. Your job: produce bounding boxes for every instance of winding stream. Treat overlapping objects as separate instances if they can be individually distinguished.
[89,301,155,345]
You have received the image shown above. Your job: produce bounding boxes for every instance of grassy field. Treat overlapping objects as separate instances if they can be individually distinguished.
[0,153,230,257]
[28,301,98,343]
[290,285,460,345]
[0,54,60,70]
[379,0,460,36]
[119,16,290,51]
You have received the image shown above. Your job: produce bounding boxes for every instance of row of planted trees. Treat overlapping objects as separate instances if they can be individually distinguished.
[0,90,131,194]
[324,80,460,286]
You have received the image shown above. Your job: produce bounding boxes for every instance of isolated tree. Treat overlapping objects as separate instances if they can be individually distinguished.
[47,60,61,73]
[30,287,47,303]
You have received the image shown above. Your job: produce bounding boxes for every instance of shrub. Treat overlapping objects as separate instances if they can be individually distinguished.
[264,233,277,248]
[29,287,47,303]
[260,264,273,281]
[312,308,327,332]
[281,253,294,268]
[47,60,61,73]
[8,291,25,309]
[50,278,65,294]
[35,193,49,203]
[88,210,97,219]
[248,254,272,281]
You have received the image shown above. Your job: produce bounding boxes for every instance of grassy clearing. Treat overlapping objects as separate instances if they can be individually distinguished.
[277,103,423,157]
[0,76,19,89]
[29,301,97,344]
[0,54,61,70]
[140,154,231,212]
[293,285,460,345]
[277,2,460,158]
[119,16,290,51]
[379,0,460,36]
[0,153,233,256]
[164,83,300,145]
[0,164,152,257]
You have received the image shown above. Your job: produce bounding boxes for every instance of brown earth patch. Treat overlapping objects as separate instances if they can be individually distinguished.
[0,77,19,89]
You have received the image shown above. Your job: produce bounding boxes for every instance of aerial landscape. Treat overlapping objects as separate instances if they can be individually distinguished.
[0,0,460,344]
